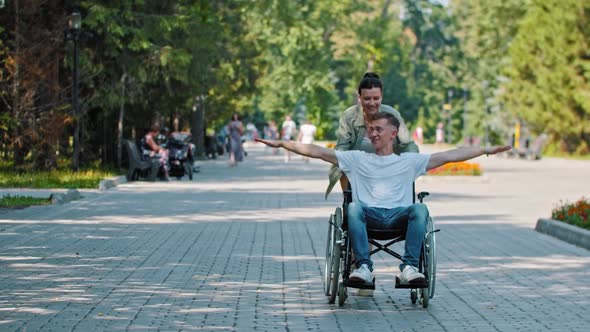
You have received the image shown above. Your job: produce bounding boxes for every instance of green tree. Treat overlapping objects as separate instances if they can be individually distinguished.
[450,0,528,143]
[503,0,590,154]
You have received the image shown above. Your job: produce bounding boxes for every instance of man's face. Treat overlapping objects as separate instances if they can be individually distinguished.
[358,87,382,117]
[368,118,398,150]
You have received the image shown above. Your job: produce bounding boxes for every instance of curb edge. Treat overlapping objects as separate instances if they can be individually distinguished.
[535,218,590,251]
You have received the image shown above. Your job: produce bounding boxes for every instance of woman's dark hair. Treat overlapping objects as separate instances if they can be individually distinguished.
[231,113,240,121]
[357,72,382,95]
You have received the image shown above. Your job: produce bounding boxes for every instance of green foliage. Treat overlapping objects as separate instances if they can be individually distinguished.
[0,195,51,208]
[504,0,590,154]
[1,0,589,168]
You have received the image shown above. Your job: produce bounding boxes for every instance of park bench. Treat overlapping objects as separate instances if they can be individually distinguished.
[508,133,548,160]
[124,139,159,181]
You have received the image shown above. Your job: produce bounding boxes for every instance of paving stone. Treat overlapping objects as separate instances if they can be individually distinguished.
[0,144,589,331]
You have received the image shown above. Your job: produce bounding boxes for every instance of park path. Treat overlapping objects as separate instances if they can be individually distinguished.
[0,143,589,331]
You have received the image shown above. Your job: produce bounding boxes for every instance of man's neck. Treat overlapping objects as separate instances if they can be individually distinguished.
[374,146,394,156]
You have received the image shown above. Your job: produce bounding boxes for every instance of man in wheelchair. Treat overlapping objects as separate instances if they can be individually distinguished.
[256,112,510,287]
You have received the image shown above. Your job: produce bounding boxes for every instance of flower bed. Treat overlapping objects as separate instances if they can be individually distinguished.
[427,161,482,176]
[551,197,590,230]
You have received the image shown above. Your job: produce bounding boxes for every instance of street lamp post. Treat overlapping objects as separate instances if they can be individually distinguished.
[446,89,453,144]
[462,87,469,145]
[68,11,81,170]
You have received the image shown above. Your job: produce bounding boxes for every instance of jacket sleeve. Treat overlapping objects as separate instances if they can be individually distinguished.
[334,111,354,151]
[326,109,356,199]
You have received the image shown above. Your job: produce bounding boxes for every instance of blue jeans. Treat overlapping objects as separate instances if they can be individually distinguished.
[347,202,429,271]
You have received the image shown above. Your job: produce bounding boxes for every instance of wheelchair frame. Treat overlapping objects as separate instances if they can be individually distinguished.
[324,187,438,307]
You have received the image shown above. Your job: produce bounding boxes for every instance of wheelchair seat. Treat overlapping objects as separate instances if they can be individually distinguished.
[366,228,405,241]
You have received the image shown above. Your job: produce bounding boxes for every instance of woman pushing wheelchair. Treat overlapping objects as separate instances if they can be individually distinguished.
[255,112,510,287]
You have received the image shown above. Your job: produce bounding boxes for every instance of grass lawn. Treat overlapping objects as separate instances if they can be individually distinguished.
[0,194,51,208]
[0,159,119,189]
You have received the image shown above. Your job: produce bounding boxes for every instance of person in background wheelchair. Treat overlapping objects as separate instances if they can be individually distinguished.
[256,112,510,285]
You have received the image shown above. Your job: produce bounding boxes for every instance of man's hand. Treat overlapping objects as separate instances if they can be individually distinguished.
[256,138,281,148]
[483,145,512,156]
[427,145,511,170]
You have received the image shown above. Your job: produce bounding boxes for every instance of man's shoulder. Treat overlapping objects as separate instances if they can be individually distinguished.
[336,149,364,157]
[400,152,429,158]
[399,152,430,165]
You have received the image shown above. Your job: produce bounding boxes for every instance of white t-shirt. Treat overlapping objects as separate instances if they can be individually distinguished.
[299,124,317,144]
[335,150,430,208]
[282,120,297,140]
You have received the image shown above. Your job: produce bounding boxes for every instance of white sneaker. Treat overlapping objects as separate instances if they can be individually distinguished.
[349,264,373,283]
[400,265,425,284]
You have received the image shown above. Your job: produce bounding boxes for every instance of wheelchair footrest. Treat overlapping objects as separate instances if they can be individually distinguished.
[343,278,376,290]
[395,276,429,289]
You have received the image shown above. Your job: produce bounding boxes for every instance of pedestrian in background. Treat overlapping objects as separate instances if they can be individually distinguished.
[228,113,244,167]
[265,120,280,155]
[281,115,297,163]
[297,119,317,162]
[436,122,444,145]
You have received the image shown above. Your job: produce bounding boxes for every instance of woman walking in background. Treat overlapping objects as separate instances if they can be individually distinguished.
[228,113,244,167]
[297,119,317,162]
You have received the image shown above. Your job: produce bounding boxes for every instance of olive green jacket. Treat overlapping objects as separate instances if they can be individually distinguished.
[325,104,419,199]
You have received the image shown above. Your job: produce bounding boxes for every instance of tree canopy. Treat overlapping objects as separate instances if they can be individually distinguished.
[0,0,588,170]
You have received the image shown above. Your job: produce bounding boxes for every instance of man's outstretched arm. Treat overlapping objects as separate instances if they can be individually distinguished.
[427,145,511,170]
[255,138,338,166]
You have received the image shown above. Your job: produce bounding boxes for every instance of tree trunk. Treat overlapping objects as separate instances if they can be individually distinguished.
[71,36,80,170]
[116,73,127,169]
[191,96,205,159]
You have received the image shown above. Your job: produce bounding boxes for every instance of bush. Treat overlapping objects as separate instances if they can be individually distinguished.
[552,197,590,230]
[427,161,482,176]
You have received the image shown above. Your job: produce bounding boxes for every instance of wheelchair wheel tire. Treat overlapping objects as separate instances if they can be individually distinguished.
[421,217,436,308]
[338,282,347,306]
[324,215,335,296]
[421,286,429,308]
[411,289,417,304]
[328,208,343,304]
[426,217,437,299]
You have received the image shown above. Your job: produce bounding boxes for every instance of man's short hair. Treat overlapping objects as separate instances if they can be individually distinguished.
[370,112,400,129]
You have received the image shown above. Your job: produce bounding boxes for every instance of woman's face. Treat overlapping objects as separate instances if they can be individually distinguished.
[358,87,382,117]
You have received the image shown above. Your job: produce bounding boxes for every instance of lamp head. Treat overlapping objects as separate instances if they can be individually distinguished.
[69,11,81,31]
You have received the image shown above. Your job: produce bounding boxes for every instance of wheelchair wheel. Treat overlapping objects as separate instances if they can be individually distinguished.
[410,289,417,304]
[327,209,343,304]
[421,217,436,308]
[324,214,335,296]
[426,217,437,299]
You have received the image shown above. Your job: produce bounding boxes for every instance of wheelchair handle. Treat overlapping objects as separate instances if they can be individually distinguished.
[426,229,440,237]
[417,191,430,202]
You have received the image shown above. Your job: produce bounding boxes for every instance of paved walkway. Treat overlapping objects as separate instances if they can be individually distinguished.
[0,144,589,331]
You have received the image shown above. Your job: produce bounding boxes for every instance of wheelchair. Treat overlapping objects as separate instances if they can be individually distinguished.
[324,187,439,307]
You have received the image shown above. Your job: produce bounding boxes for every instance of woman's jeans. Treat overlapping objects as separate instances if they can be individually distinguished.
[347,202,429,272]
